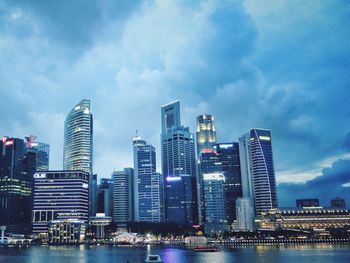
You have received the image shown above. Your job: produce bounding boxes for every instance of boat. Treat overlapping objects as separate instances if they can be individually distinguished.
[144,254,162,262]
[193,246,220,252]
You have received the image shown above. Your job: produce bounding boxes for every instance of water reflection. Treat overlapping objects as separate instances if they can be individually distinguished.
[0,244,349,263]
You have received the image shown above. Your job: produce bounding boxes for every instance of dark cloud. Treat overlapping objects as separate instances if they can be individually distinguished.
[0,0,349,181]
[278,159,350,207]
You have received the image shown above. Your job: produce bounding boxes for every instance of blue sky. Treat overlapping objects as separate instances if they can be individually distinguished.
[0,0,349,206]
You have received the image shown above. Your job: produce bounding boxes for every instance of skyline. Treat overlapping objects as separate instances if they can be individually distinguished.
[1,0,350,207]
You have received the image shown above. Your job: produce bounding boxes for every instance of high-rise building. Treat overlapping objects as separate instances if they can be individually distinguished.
[198,149,222,224]
[63,99,94,215]
[165,175,197,226]
[32,170,89,235]
[97,178,113,217]
[133,136,164,223]
[0,137,36,234]
[236,197,255,232]
[296,198,320,208]
[25,135,50,171]
[239,133,254,198]
[250,129,278,215]
[202,173,226,224]
[331,197,346,209]
[196,114,217,157]
[161,101,197,225]
[112,168,134,226]
[212,143,242,224]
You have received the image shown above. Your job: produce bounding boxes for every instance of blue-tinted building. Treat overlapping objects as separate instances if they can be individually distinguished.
[165,175,197,226]
[25,136,50,172]
[133,136,164,223]
[32,170,89,235]
[161,101,197,225]
[0,137,36,234]
[97,178,113,217]
[112,168,134,226]
[250,129,278,215]
[212,143,242,224]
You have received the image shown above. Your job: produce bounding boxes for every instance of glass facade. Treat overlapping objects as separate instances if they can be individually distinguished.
[32,170,89,234]
[250,129,278,215]
[213,143,242,224]
[161,101,197,225]
[133,136,164,223]
[0,137,36,234]
[165,175,197,226]
[63,99,93,215]
[63,99,93,174]
[112,168,134,226]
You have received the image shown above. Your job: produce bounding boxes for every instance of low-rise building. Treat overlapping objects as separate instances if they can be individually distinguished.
[48,219,86,244]
[259,208,350,230]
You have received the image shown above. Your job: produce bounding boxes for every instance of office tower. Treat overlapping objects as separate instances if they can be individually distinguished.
[331,197,346,209]
[196,114,217,157]
[212,143,242,224]
[239,133,254,198]
[202,173,226,224]
[26,135,50,171]
[63,99,94,215]
[97,178,113,216]
[161,101,197,225]
[133,135,164,223]
[165,175,197,226]
[112,168,134,226]
[236,197,255,232]
[32,170,89,235]
[198,149,222,224]
[296,198,320,208]
[0,137,36,234]
[250,128,278,215]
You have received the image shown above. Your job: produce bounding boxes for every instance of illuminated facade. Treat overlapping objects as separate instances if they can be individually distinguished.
[63,99,93,173]
[0,137,36,234]
[32,170,89,235]
[249,129,278,215]
[133,136,164,223]
[259,208,350,230]
[63,99,93,215]
[48,219,86,244]
[196,114,217,156]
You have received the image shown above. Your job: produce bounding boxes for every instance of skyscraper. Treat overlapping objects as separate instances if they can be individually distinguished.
[63,99,94,215]
[0,137,36,234]
[133,135,164,223]
[63,99,93,174]
[165,175,197,226]
[32,170,89,235]
[249,128,278,215]
[213,143,242,224]
[161,101,197,225]
[97,178,113,216]
[25,135,50,171]
[112,168,134,226]
[196,114,217,157]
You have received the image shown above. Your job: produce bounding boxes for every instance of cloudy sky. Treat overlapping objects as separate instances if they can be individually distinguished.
[1,0,349,206]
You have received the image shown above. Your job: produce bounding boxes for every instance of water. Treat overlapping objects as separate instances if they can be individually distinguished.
[1,244,350,263]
